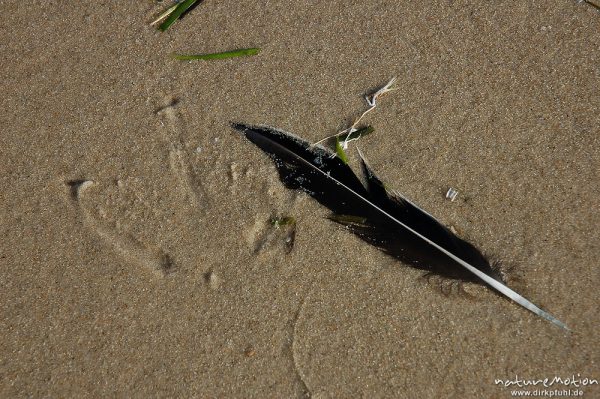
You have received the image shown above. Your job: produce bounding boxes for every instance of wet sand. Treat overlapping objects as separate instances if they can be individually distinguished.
[1,1,599,397]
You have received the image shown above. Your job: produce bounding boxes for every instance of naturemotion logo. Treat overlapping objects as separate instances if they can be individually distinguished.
[494,375,598,389]
[494,374,597,397]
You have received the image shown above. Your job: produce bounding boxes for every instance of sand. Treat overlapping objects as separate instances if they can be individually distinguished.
[1,1,599,397]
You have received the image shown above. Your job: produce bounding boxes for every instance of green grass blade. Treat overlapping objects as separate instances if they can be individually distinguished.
[335,137,349,164]
[174,48,260,60]
[338,125,374,142]
[158,0,199,32]
[270,216,296,228]
[329,214,368,225]
[151,4,178,26]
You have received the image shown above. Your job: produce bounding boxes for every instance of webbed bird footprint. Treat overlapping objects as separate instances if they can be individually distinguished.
[67,179,174,276]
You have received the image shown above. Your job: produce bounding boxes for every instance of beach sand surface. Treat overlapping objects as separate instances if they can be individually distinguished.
[1,1,599,397]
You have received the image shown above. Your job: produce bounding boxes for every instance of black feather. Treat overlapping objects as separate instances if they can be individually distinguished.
[232,122,568,329]
[232,122,498,283]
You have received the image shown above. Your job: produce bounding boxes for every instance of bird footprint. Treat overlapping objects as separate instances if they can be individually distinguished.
[67,179,174,276]
[246,215,297,256]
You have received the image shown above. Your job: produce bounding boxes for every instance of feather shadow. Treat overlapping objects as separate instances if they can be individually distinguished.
[231,122,568,330]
